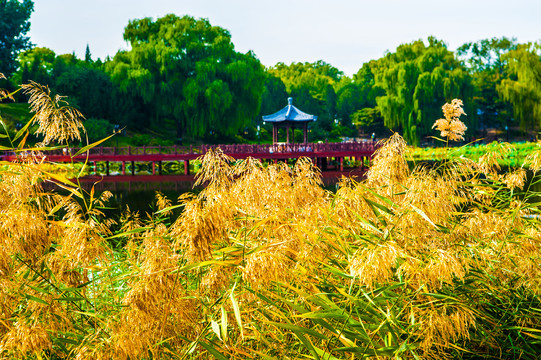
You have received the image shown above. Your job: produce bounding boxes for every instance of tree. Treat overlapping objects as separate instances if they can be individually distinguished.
[259,73,287,116]
[269,60,343,99]
[0,0,33,77]
[351,107,383,136]
[13,49,114,120]
[374,37,474,145]
[498,43,541,133]
[268,61,347,138]
[55,64,113,120]
[457,37,517,130]
[16,47,56,85]
[85,44,92,63]
[106,14,266,140]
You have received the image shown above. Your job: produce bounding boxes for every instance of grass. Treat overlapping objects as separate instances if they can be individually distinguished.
[1,85,541,359]
[407,140,541,168]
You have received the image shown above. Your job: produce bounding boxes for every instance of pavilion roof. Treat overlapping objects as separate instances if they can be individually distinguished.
[262,97,317,123]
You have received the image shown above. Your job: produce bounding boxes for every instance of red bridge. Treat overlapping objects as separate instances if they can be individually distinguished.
[1,141,376,176]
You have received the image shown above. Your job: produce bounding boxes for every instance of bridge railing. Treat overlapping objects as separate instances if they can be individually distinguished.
[1,141,376,159]
[201,142,375,154]
[29,145,201,156]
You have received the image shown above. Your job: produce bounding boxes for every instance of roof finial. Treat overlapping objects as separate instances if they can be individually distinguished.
[288,97,293,105]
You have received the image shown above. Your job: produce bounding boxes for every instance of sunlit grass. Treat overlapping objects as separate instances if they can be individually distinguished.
[1,80,540,359]
[407,140,541,168]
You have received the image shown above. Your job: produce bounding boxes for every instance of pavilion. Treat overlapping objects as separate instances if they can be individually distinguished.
[262,97,317,144]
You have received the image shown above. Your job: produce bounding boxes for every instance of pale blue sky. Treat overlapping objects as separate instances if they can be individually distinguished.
[28,0,541,76]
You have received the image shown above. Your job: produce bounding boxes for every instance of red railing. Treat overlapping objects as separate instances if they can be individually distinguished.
[0,141,376,160]
[201,142,375,154]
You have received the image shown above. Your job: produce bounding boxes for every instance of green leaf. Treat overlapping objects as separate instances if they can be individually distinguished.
[13,116,33,142]
[26,294,49,305]
[295,309,349,321]
[221,305,228,341]
[27,283,50,295]
[73,133,115,156]
[106,226,153,240]
[54,296,86,302]
[291,329,321,360]
[198,341,229,360]
[313,345,342,360]
[267,321,328,340]
[230,283,244,339]
[54,337,80,345]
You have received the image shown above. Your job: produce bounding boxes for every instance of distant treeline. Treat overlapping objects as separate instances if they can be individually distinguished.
[3,14,541,145]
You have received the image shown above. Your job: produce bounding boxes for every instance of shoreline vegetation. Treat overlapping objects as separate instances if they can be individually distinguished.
[407,140,541,168]
[1,79,540,359]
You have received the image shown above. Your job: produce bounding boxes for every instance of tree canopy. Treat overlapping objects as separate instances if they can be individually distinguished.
[498,43,541,132]
[268,61,358,138]
[0,0,33,77]
[7,10,541,145]
[458,37,517,130]
[106,14,266,140]
[373,37,474,145]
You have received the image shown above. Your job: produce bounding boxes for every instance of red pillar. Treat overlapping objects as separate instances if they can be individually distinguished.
[184,160,189,175]
[340,157,344,172]
[122,161,126,175]
[152,162,156,175]
[286,124,290,144]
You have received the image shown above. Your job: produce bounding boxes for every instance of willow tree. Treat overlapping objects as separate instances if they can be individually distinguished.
[374,38,474,145]
[498,43,541,132]
[106,14,266,139]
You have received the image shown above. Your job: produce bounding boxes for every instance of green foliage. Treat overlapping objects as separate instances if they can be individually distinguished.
[374,37,475,145]
[106,14,266,140]
[16,46,56,85]
[458,37,517,73]
[14,47,114,120]
[351,107,383,135]
[259,73,287,117]
[131,133,152,146]
[406,141,540,168]
[269,60,343,98]
[0,0,34,77]
[268,61,354,139]
[84,44,92,63]
[54,63,113,119]
[84,118,113,142]
[0,102,32,125]
[457,37,517,129]
[498,43,541,132]
[7,10,541,147]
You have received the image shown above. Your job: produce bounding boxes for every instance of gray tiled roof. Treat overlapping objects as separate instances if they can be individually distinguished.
[262,97,317,123]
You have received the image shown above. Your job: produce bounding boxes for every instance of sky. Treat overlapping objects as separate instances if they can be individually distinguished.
[28,0,541,76]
